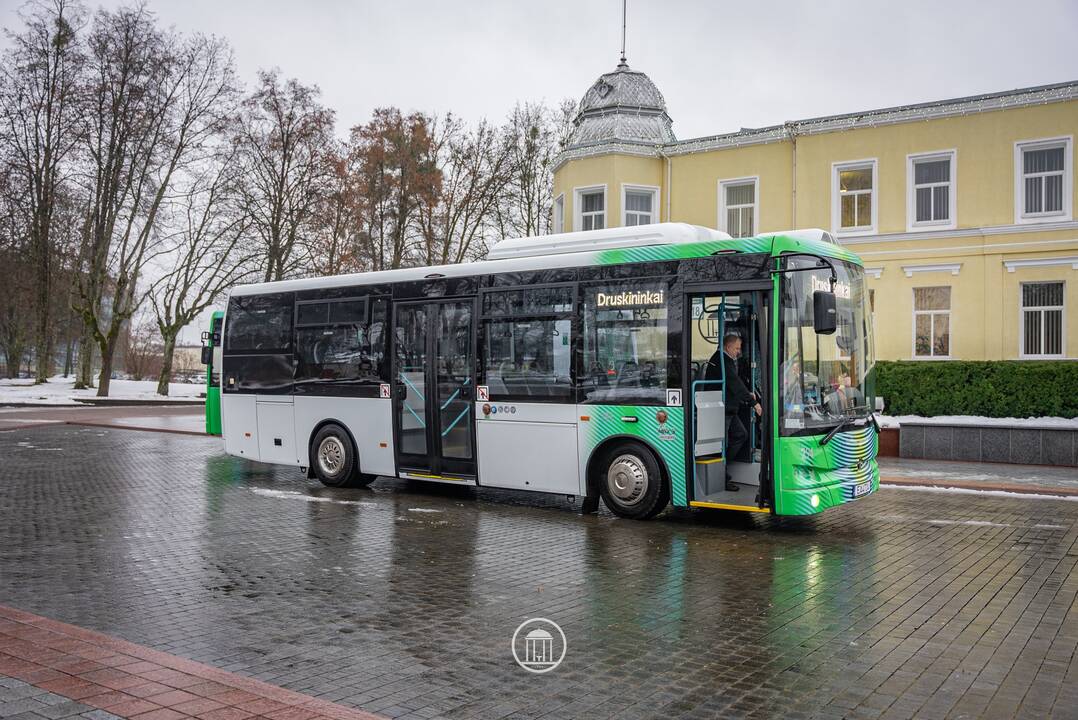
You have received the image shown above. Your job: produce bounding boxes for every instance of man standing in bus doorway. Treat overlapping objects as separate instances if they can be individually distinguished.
[704,333,762,491]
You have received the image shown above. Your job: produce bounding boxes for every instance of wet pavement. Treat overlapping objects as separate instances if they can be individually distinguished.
[1,425,1077,720]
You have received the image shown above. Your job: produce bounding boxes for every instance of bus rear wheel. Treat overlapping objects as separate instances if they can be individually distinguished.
[311,424,376,488]
[597,442,668,520]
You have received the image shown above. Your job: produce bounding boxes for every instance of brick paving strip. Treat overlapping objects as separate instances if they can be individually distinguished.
[0,605,384,720]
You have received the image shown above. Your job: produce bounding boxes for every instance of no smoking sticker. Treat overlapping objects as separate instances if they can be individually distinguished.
[379,383,392,399]
[476,385,490,402]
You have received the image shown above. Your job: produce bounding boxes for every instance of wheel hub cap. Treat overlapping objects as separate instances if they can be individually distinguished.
[607,454,648,506]
[317,437,345,476]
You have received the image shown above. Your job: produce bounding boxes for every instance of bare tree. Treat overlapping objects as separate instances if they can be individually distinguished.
[0,0,85,383]
[236,69,334,282]
[416,115,514,266]
[150,152,256,396]
[121,312,161,381]
[0,164,32,376]
[73,5,237,395]
[500,100,575,239]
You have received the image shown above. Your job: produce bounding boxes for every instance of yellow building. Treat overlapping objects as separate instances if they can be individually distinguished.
[552,60,1078,362]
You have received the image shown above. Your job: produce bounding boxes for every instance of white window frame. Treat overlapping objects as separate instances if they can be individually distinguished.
[1019,280,1066,359]
[832,159,878,237]
[1014,136,1073,225]
[553,193,565,234]
[911,286,952,360]
[620,184,660,227]
[717,176,759,238]
[907,150,957,231]
[573,184,607,232]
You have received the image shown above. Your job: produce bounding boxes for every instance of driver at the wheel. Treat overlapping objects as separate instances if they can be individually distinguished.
[704,333,761,491]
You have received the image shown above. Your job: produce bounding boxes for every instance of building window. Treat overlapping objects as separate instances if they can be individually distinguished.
[913,287,951,358]
[622,185,657,226]
[1016,137,1073,223]
[1021,282,1064,358]
[553,194,565,234]
[832,160,877,234]
[719,178,757,238]
[908,151,956,229]
[575,186,606,231]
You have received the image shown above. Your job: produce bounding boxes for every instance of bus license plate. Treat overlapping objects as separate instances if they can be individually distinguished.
[854,481,872,497]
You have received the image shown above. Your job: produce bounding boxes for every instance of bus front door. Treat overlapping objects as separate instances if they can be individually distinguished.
[685,288,772,511]
[393,299,477,480]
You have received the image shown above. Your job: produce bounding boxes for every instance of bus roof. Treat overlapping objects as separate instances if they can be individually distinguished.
[229,223,863,297]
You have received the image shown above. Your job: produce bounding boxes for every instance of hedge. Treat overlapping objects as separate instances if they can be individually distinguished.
[874,360,1078,418]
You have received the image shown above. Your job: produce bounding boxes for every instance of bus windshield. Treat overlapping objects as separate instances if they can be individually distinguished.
[780,256,875,435]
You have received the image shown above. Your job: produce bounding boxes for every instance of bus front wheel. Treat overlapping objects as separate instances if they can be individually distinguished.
[311,424,376,488]
[597,442,668,520]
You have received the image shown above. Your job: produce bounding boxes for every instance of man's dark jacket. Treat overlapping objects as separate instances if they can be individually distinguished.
[704,350,753,415]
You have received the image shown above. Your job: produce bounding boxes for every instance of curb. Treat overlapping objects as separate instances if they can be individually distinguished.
[62,420,209,437]
[73,398,204,406]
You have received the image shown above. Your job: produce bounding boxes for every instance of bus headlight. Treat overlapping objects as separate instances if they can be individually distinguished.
[810,494,820,508]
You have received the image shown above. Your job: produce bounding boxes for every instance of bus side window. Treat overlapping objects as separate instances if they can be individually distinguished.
[222,293,294,393]
[294,296,385,389]
[480,286,573,402]
[580,281,670,405]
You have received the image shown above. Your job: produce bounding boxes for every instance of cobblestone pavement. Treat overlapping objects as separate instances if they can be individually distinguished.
[1,425,1077,720]
[0,676,121,720]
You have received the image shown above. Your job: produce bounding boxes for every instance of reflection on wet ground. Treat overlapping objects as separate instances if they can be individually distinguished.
[1,425,1076,719]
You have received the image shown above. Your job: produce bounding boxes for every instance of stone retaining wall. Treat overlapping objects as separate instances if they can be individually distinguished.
[899,423,1077,466]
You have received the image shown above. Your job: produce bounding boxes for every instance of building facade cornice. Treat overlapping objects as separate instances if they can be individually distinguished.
[554,81,1078,170]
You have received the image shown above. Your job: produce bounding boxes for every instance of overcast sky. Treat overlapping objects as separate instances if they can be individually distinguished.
[4,0,1078,140]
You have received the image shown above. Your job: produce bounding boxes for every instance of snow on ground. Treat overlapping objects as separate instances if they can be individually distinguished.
[877,414,1078,429]
[0,376,203,405]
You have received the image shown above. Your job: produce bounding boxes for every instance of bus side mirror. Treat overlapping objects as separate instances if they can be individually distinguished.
[201,346,213,365]
[813,291,838,335]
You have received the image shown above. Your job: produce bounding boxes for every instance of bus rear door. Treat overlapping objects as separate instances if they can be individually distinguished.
[392,299,477,481]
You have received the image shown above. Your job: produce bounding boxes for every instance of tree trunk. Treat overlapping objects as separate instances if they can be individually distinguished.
[156,333,176,396]
[96,334,117,397]
[33,220,52,384]
[4,345,23,378]
[62,336,73,377]
[33,305,51,383]
[74,330,94,389]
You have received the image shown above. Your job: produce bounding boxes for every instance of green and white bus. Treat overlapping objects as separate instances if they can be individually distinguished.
[206,223,878,520]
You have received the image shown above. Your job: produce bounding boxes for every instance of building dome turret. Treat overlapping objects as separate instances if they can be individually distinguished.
[565,61,675,149]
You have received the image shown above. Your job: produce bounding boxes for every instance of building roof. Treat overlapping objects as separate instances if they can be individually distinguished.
[565,61,676,149]
[555,79,1078,169]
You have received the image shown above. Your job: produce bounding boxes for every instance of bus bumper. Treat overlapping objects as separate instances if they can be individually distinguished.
[775,461,880,515]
